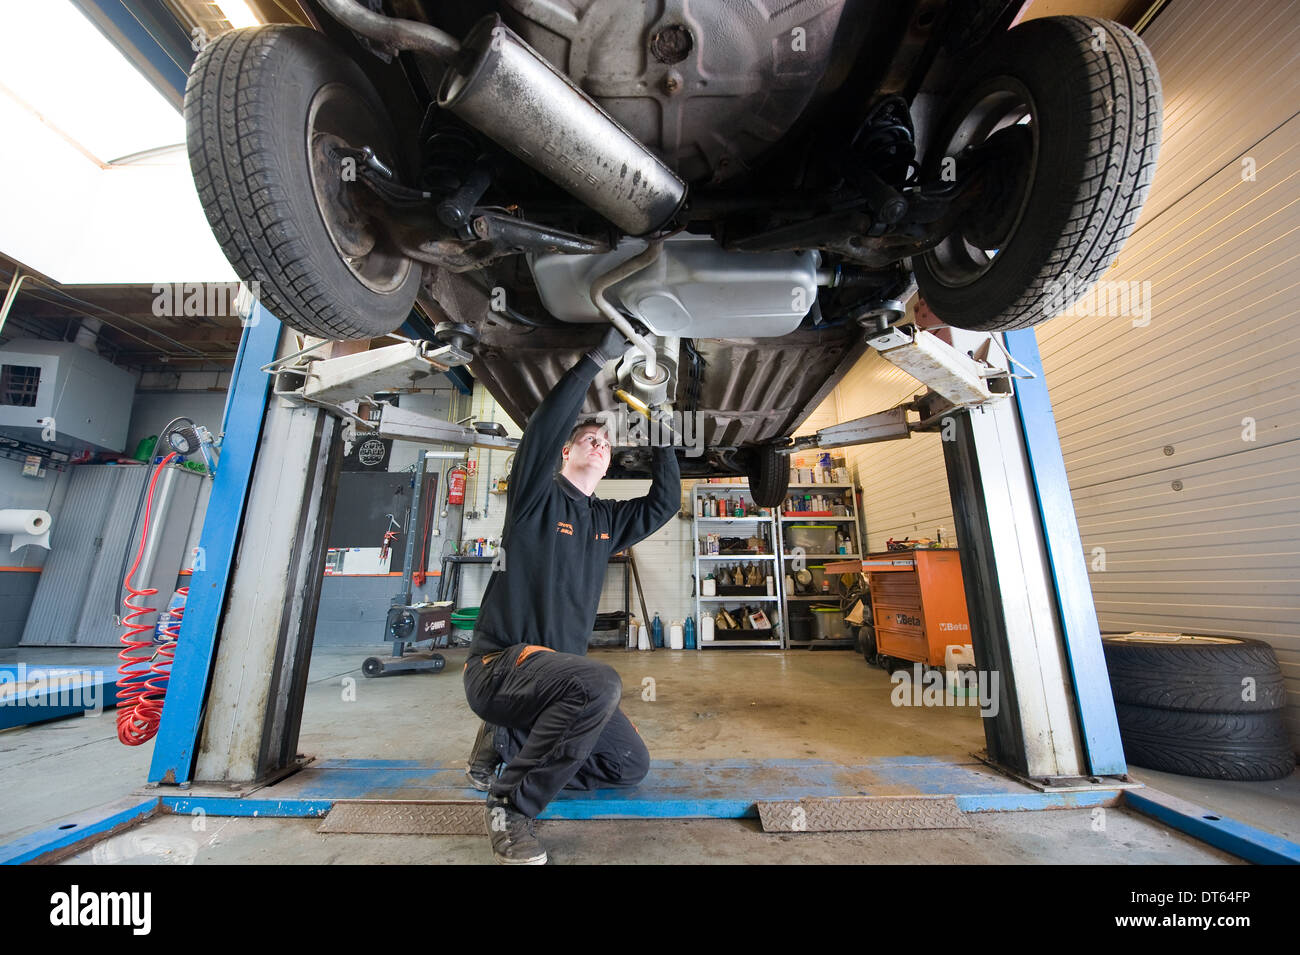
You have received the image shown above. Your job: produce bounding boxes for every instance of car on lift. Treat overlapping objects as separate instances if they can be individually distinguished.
[183,0,1161,505]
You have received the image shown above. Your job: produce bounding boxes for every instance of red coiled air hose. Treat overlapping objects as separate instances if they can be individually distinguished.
[117,452,180,746]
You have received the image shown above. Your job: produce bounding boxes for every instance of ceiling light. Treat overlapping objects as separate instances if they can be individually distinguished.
[214,0,261,29]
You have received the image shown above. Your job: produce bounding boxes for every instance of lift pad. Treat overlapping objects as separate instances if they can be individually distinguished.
[756,795,967,831]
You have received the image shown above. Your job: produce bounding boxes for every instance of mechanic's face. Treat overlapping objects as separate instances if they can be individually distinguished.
[565,427,611,473]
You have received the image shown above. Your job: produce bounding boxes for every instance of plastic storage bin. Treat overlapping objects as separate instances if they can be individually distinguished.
[810,605,852,640]
[785,524,838,554]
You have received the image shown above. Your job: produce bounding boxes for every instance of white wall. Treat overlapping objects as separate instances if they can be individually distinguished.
[801,349,953,554]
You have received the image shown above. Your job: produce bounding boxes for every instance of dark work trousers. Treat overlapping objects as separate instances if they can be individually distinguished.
[463,644,650,818]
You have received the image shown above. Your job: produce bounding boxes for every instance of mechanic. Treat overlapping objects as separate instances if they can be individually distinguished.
[462,327,681,865]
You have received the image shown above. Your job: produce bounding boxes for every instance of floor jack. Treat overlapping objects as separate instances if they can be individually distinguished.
[362,453,453,677]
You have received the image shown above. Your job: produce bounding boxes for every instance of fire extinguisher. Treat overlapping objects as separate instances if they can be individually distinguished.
[447,465,467,506]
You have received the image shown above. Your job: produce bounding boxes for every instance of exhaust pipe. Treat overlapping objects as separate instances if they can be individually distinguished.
[316,2,686,236]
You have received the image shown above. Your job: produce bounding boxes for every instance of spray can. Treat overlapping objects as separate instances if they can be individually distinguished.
[153,589,188,645]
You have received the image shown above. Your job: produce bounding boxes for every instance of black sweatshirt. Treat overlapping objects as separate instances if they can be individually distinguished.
[468,354,681,657]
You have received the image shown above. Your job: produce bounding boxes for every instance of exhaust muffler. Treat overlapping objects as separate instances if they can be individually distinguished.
[316,2,686,236]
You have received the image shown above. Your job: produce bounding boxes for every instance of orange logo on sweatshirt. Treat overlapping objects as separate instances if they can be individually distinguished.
[556,521,573,536]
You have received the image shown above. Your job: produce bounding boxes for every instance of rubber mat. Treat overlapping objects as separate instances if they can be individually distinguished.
[318,800,485,835]
[757,795,968,831]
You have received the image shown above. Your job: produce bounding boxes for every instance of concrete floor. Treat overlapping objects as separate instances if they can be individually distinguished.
[2,643,1295,864]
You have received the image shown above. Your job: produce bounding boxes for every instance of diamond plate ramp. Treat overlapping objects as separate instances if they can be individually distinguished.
[318,801,485,835]
[757,796,968,832]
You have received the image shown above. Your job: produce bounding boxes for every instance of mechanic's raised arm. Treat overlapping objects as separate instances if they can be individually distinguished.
[507,329,627,515]
[608,444,681,553]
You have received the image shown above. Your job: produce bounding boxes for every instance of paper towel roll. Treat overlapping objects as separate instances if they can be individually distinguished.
[1,509,52,551]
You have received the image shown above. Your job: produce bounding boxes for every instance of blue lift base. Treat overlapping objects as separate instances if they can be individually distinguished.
[5,756,1295,864]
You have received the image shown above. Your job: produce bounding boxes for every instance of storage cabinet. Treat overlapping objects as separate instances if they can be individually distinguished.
[691,482,782,648]
[863,548,972,666]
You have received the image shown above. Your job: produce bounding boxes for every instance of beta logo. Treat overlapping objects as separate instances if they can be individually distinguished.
[895,613,921,627]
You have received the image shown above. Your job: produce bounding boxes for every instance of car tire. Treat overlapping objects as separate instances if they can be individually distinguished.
[744,445,790,508]
[1114,704,1296,782]
[915,16,1162,332]
[858,624,877,665]
[185,26,421,340]
[1102,634,1287,713]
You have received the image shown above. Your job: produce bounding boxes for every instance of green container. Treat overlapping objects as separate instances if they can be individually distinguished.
[133,435,158,462]
[451,606,480,631]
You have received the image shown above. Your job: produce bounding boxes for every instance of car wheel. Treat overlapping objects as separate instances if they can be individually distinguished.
[185,26,421,340]
[915,16,1162,332]
[744,445,790,508]
[858,624,877,665]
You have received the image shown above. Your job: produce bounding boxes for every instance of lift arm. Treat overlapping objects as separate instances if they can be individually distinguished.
[786,325,1015,453]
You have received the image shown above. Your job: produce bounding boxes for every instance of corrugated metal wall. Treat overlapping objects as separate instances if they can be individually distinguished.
[821,0,1300,748]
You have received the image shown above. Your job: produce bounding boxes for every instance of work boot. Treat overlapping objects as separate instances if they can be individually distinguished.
[485,793,547,865]
[466,721,501,791]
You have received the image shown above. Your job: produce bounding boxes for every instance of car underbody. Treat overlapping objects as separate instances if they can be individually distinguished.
[184,0,1161,491]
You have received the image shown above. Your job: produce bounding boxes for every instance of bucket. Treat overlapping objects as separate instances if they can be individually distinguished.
[451,606,480,631]
[810,605,850,640]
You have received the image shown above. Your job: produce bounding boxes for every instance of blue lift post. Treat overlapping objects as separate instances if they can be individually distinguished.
[149,309,281,784]
[1004,328,1128,777]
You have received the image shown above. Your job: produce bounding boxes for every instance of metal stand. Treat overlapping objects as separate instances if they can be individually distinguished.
[362,453,450,677]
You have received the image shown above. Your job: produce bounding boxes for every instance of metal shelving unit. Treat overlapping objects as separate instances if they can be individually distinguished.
[777,483,861,649]
[691,482,782,649]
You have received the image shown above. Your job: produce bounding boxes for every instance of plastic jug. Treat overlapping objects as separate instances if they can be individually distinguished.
[700,613,715,643]
[684,616,696,650]
[945,644,977,697]
[669,621,684,650]
[638,624,650,650]
[651,613,664,649]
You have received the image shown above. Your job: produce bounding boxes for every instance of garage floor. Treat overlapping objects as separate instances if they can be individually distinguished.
[3,644,1296,864]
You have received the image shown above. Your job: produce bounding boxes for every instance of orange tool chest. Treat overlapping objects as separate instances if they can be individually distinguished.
[863,548,972,666]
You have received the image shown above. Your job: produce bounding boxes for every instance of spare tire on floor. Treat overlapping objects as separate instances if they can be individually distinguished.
[1102,633,1295,781]
[1113,704,1295,782]
[1102,633,1287,712]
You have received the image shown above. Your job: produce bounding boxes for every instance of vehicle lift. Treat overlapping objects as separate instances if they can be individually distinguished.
[138,301,1125,797]
[4,301,1281,864]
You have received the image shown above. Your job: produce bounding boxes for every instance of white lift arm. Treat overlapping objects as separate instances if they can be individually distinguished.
[788,325,1018,453]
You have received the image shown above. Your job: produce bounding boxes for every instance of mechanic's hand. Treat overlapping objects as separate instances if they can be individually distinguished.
[589,325,631,366]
